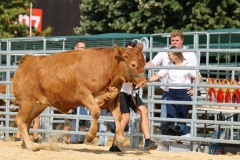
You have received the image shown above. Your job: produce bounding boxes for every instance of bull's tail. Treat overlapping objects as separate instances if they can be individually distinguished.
[19,54,33,65]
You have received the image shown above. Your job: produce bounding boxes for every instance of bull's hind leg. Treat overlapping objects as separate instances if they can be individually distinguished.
[15,101,46,151]
[15,101,35,150]
[80,96,101,143]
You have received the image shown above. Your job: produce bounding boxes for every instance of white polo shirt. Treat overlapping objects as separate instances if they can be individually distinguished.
[121,82,133,95]
[151,46,197,91]
[157,60,197,90]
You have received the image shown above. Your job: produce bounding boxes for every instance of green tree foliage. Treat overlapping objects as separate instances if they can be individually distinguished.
[0,0,52,38]
[183,0,240,31]
[74,0,240,34]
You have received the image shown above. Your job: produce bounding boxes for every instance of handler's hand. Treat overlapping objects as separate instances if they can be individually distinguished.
[187,88,194,96]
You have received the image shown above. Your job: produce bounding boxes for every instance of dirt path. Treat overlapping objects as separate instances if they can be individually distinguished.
[0,141,239,160]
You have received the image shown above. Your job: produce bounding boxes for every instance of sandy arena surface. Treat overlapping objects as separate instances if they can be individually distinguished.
[0,140,240,160]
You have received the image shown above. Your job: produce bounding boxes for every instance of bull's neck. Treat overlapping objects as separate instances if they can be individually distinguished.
[115,59,131,84]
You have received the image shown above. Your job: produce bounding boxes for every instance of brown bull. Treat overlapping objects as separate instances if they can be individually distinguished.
[13,43,146,151]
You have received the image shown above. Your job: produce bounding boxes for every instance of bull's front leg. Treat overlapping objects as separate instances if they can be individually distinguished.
[109,96,124,147]
[96,87,119,108]
[83,99,101,143]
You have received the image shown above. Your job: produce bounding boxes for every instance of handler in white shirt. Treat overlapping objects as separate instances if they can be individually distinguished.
[109,41,158,152]
[148,46,199,136]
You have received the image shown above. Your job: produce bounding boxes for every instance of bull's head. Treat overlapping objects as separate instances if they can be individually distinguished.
[115,43,147,88]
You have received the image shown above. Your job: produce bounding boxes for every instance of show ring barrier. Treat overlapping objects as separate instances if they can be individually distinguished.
[0,31,240,153]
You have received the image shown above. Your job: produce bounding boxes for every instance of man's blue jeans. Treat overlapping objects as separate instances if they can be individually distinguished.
[98,121,107,145]
[161,91,168,134]
[98,110,107,146]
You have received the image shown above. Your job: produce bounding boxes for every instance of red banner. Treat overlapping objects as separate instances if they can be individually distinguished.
[19,8,42,32]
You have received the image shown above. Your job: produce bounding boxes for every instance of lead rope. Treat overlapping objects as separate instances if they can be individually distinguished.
[131,84,138,107]
[131,84,143,132]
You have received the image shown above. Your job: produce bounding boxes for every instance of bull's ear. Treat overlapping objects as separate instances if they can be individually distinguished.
[114,44,128,59]
[114,44,118,52]
[134,43,143,51]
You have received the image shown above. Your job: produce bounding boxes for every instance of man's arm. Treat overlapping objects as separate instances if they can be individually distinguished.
[145,51,165,67]
[145,61,154,66]
[145,61,155,71]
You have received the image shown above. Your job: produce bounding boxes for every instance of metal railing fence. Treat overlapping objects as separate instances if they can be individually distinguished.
[0,31,240,149]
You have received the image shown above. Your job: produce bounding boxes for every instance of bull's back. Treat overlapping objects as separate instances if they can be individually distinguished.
[13,49,117,105]
[53,50,114,92]
[35,49,113,81]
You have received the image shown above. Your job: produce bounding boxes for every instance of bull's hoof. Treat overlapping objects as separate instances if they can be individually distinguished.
[85,132,97,143]
[30,146,41,152]
[114,141,124,148]
[85,136,93,143]
[109,145,122,152]
[113,136,124,148]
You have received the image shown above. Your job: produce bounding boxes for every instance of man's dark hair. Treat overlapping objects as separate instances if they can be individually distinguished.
[125,41,137,48]
[73,40,85,49]
[75,40,85,46]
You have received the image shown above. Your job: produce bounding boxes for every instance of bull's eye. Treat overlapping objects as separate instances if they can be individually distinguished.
[130,60,137,68]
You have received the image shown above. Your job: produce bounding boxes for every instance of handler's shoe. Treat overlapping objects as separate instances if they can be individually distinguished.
[33,139,40,144]
[176,133,190,143]
[109,145,122,152]
[166,125,182,136]
[144,139,158,150]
